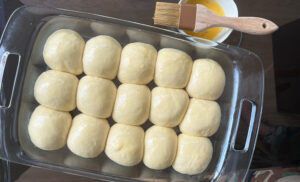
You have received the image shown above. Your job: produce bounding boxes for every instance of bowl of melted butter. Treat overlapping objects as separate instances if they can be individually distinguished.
[178,0,238,43]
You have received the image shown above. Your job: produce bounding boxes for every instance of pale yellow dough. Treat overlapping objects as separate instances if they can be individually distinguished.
[150,87,189,127]
[43,29,85,75]
[118,42,157,84]
[34,70,78,111]
[172,134,213,175]
[77,76,117,118]
[112,84,151,125]
[180,98,221,137]
[28,105,72,151]
[186,59,225,100]
[143,126,177,170]
[154,48,193,88]
[105,124,144,166]
[83,35,122,79]
[67,114,110,158]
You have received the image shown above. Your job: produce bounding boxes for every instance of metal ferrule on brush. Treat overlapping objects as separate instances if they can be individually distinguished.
[178,4,196,30]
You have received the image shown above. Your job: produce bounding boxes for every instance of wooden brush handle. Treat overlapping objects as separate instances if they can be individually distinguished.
[194,4,278,35]
[215,16,278,35]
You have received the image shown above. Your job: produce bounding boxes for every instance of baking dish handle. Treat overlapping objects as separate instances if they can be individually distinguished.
[231,99,257,152]
[219,97,263,181]
[0,52,21,108]
[217,97,262,181]
[212,48,265,181]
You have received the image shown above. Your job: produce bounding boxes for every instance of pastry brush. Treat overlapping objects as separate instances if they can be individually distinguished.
[153,2,278,35]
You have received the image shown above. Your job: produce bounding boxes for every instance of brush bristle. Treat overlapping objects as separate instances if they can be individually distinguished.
[153,2,180,28]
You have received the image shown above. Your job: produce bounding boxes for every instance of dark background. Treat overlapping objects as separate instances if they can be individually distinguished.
[0,0,299,181]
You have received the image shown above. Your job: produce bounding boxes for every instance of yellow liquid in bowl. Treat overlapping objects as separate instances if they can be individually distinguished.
[183,0,225,40]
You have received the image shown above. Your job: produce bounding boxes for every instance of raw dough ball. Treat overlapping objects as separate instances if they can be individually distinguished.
[143,126,177,170]
[77,76,117,118]
[67,114,110,158]
[112,84,151,125]
[83,35,122,79]
[118,42,157,84]
[150,87,189,127]
[180,98,221,137]
[28,105,72,150]
[155,48,192,88]
[43,29,85,75]
[172,134,213,175]
[34,70,78,111]
[186,59,225,100]
[105,124,144,166]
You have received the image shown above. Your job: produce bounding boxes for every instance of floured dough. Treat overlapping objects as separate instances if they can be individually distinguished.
[34,70,78,111]
[143,125,177,170]
[112,84,151,125]
[83,35,122,79]
[67,114,110,158]
[105,124,144,166]
[28,105,72,150]
[172,134,213,175]
[43,29,85,75]
[180,98,221,137]
[150,87,189,127]
[77,76,117,118]
[186,59,225,100]
[155,48,192,88]
[118,42,157,84]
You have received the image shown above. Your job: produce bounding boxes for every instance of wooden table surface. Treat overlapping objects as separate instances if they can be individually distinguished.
[9,0,300,181]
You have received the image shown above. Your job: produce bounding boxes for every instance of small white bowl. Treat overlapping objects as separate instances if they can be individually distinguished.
[178,0,238,43]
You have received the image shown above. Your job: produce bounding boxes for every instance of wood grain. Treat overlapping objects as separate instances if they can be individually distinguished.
[193,4,278,35]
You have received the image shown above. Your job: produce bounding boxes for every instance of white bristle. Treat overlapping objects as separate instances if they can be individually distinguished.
[153,2,180,28]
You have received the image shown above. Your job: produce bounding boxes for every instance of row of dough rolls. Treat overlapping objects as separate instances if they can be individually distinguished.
[28,104,213,175]
[43,29,225,101]
[105,124,213,175]
[104,36,153,170]
[33,70,221,136]
[104,124,211,175]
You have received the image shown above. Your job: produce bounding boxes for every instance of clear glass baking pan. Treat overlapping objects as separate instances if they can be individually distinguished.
[0,6,264,182]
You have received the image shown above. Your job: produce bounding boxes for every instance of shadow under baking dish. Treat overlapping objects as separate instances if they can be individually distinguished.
[0,6,264,182]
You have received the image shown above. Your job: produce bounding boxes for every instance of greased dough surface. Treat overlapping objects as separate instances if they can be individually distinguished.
[105,124,144,166]
[155,48,192,88]
[83,35,122,79]
[67,114,110,158]
[150,87,189,127]
[77,76,117,118]
[118,42,157,84]
[186,59,225,100]
[180,98,221,137]
[113,84,151,125]
[143,126,177,170]
[34,70,78,111]
[43,29,85,75]
[172,134,213,175]
[28,105,72,151]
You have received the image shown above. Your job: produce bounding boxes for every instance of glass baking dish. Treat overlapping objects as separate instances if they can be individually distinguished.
[0,6,264,182]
